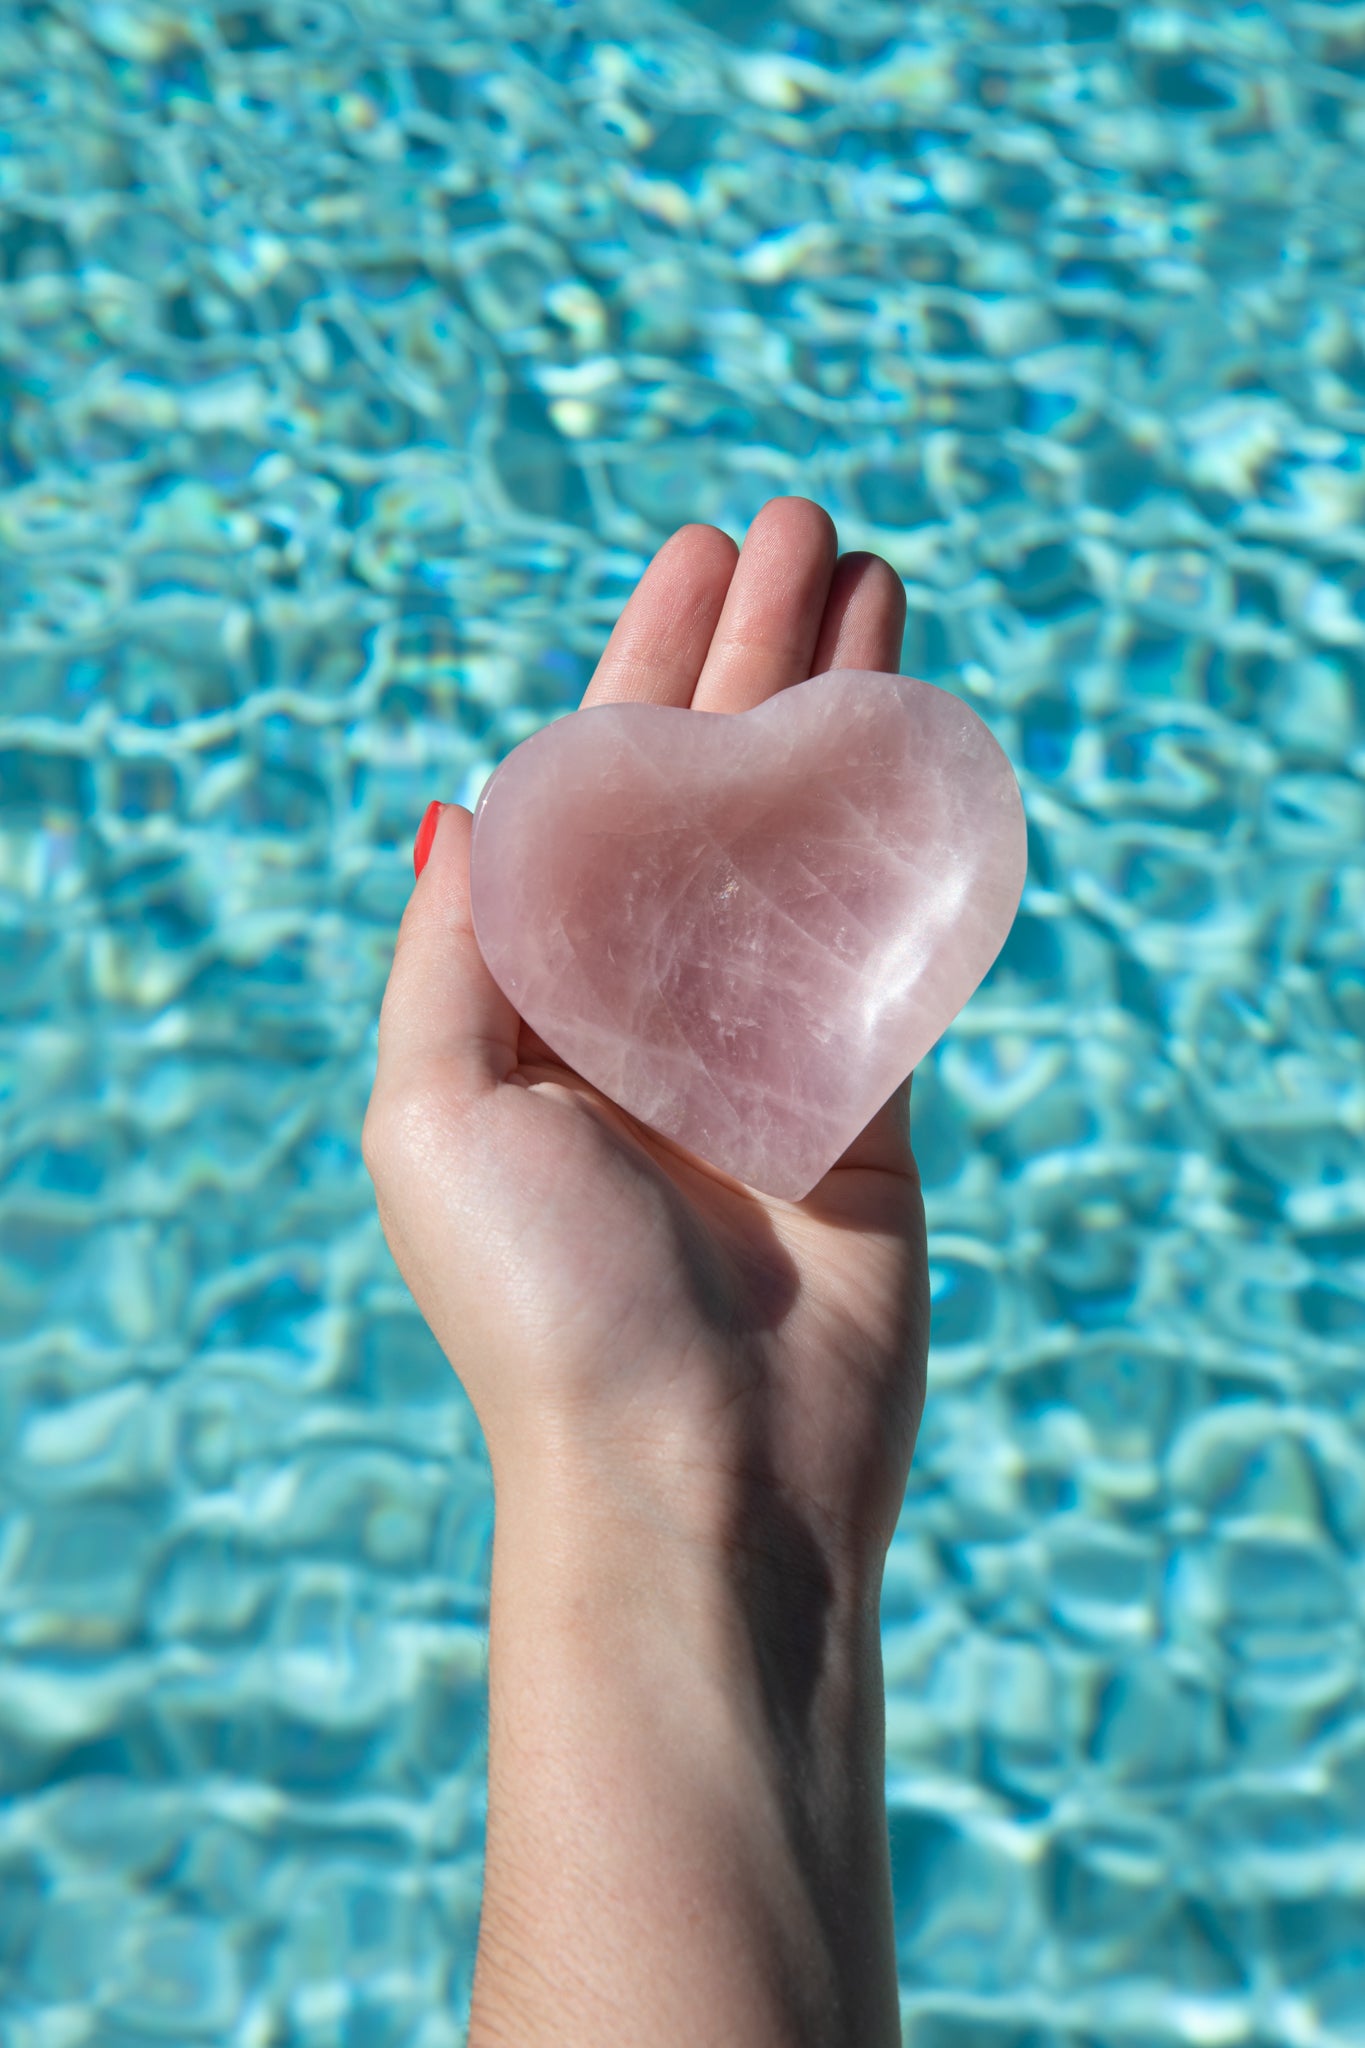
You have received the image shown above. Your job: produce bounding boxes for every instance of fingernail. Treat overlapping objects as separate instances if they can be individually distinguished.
[413,800,442,879]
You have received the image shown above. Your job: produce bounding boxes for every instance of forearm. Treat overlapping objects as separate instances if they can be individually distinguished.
[467,1471,900,2048]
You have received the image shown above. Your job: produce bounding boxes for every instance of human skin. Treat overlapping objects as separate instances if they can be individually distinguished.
[363,496,930,2046]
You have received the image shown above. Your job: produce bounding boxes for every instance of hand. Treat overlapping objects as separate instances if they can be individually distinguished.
[363,497,929,1588]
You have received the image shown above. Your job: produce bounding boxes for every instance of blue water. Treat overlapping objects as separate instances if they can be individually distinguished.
[2,0,1364,2039]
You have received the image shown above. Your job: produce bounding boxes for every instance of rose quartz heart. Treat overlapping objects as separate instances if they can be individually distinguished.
[469,669,1026,1201]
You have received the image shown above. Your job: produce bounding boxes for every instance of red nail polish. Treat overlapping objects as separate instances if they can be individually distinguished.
[413,800,441,879]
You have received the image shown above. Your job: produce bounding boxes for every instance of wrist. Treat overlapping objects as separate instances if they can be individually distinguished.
[474,1463,899,2048]
[487,1431,889,1640]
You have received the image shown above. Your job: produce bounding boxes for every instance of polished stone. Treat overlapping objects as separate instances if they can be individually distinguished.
[470,669,1027,1200]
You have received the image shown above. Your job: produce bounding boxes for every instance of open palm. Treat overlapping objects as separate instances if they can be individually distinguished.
[364,497,930,1586]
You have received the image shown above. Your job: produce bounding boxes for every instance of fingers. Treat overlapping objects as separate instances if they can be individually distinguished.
[367,805,520,1126]
[556,498,915,1191]
[579,523,739,710]
[367,512,915,1194]
[809,552,907,679]
[690,498,838,712]
[582,502,907,722]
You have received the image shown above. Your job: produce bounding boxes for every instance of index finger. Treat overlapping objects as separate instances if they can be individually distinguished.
[579,523,738,710]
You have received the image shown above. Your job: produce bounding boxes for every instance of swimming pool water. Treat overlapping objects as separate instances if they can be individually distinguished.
[2,0,1364,2040]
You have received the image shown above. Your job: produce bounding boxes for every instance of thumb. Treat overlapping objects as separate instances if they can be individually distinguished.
[371,802,521,1113]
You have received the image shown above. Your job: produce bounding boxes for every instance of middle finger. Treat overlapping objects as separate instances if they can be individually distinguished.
[690,497,838,714]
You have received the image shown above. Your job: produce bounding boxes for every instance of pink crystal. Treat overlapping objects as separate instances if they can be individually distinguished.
[469,668,1027,1201]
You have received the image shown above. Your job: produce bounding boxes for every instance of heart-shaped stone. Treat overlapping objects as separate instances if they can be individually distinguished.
[469,669,1026,1201]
